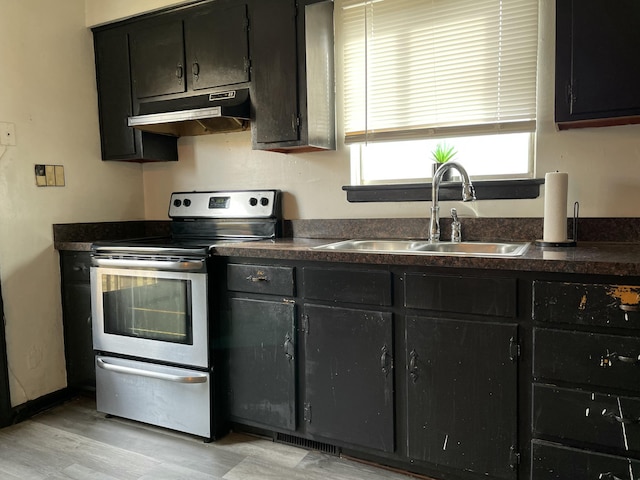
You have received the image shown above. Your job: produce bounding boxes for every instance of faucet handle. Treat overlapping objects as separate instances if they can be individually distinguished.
[451,208,462,243]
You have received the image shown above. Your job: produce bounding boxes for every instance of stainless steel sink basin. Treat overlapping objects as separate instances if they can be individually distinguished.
[313,239,530,257]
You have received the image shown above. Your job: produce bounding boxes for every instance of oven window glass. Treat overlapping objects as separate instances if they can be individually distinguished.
[101,274,193,344]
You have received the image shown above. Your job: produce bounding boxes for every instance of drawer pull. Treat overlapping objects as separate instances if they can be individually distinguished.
[246,274,269,283]
[599,473,624,480]
[619,304,640,313]
[408,349,419,383]
[601,409,640,425]
[380,345,392,376]
[600,351,640,367]
[283,333,294,361]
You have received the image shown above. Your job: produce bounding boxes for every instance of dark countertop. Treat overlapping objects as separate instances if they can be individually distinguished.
[53,218,640,277]
[212,238,640,277]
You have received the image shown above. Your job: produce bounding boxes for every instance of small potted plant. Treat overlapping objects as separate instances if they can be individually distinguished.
[431,142,457,181]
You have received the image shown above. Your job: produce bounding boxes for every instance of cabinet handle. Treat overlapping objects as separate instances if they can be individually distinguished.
[283,333,294,361]
[192,62,200,79]
[408,349,419,383]
[601,409,640,425]
[176,63,183,83]
[601,351,640,367]
[599,473,624,480]
[619,304,640,312]
[246,274,269,283]
[380,345,392,376]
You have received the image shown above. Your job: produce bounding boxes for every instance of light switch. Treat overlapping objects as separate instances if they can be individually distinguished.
[0,122,16,146]
[54,165,65,186]
[35,165,46,186]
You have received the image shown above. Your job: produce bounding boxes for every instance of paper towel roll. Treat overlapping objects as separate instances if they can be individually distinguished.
[543,172,569,242]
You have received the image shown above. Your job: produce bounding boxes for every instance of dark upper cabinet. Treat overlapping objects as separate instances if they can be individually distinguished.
[555,0,640,128]
[185,3,250,92]
[130,20,186,99]
[93,25,178,162]
[130,2,249,101]
[249,0,335,152]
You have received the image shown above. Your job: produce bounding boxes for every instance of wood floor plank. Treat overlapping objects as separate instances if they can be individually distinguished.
[0,396,413,480]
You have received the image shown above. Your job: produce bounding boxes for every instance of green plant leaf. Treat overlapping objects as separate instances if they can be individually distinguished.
[431,142,457,163]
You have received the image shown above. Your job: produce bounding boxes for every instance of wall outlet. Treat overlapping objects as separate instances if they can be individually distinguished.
[0,122,16,146]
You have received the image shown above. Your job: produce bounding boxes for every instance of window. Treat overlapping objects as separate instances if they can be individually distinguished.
[339,0,539,185]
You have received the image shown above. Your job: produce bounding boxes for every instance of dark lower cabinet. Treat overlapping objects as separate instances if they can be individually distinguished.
[532,440,640,480]
[227,297,296,430]
[303,304,394,452]
[59,251,95,391]
[406,316,519,480]
[532,280,640,479]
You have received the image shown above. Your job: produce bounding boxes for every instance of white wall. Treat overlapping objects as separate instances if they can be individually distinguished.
[0,0,145,406]
[141,0,640,220]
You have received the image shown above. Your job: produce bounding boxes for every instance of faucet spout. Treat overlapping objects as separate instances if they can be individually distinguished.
[429,161,476,243]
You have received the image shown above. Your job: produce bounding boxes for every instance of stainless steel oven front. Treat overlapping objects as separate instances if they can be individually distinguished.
[91,263,208,368]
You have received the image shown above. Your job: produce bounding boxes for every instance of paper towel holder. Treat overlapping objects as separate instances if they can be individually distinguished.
[535,201,579,248]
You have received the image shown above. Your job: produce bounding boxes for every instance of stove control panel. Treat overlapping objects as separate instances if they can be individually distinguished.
[168,190,280,219]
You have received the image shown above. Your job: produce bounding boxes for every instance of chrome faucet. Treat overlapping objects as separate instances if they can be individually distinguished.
[429,161,476,243]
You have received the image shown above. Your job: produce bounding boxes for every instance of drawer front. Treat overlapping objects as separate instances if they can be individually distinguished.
[404,273,516,317]
[534,328,640,392]
[533,280,640,330]
[227,264,295,296]
[533,383,640,453]
[303,267,392,306]
[532,440,640,479]
[61,251,92,283]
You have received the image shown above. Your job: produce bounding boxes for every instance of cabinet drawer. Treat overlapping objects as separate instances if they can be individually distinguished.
[533,328,640,392]
[533,383,640,453]
[532,440,640,479]
[302,267,392,306]
[227,264,295,296]
[533,280,640,329]
[61,251,92,283]
[404,273,516,317]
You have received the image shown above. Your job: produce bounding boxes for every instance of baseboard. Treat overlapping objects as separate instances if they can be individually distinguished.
[11,387,77,425]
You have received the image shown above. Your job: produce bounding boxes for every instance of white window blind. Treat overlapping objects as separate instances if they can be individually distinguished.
[341,0,539,144]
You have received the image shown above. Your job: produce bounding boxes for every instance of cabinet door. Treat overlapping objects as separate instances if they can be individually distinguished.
[227,298,296,430]
[60,252,95,390]
[556,0,640,124]
[94,28,136,159]
[250,0,299,145]
[185,3,249,91]
[406,316,518,480]
[303,304,394,452]
[130,20,186,99]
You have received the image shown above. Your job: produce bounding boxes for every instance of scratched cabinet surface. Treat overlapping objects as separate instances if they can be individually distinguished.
[532,280,640,478]
[532,280,640,330]
[302,303,394,453]
[405,316,519,480]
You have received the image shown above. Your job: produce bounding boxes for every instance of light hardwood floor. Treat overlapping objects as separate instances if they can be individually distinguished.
[0,396,416,480]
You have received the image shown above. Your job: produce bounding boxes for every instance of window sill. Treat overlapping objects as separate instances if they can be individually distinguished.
[342,179,544,203]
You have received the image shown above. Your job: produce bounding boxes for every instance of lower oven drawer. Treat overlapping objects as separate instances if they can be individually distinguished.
[96,356,211,438]
[532,440,640,479]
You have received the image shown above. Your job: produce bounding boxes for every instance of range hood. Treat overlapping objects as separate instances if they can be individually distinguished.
[128,89,251,137]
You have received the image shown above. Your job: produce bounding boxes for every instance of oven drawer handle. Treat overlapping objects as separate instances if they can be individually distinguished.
[93,258,205,271]
[97,358,207,384]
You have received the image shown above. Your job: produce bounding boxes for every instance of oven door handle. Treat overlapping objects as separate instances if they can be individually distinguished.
[97,358,208,384]
[92,258,205,271]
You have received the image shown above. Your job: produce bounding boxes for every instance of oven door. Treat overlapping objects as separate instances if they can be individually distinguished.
[91,266,208,368]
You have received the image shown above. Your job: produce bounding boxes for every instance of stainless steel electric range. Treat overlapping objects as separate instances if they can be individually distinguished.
[90,189,282,440]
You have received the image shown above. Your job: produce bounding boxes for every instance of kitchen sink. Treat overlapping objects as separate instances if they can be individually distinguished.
[313,239,530,257]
